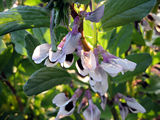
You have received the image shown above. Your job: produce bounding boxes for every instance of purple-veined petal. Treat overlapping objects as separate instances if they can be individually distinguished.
[81,50,97,71]
[76,59,89,76]
[63,32,81,54]
[89,67,107,82]
[113,58,137,72]
[125,97,146,113]
[44,58,58,67]
[32,43,51,64]
[100,61,123,77]
[61,54,74,68]
[52,93,69,107]
[89,68,108,96]
[85,5,104,22]
[83,100,101,120]
[119,103,129,120]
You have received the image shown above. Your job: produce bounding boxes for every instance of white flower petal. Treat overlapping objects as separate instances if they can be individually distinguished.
[83,100,101,120]
[113,59,137,72]
[100,95,106,110]
[44,58,58,67]
[52,93,69,107]
[32,43,51,64]
[89,67,107,82]
[76,59,89,76]
[61,54,74,68]
[81,50,97,70]
[55,100,76,120]
[89,69,108,96]
[119,105,129,120]
[100,62,123,77]
[126,98,146,113]
[63,33,81,54]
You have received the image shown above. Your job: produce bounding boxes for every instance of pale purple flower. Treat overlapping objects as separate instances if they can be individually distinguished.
[95,46,137,77]
[52,89,82,120]
[76,50,108,96]
[83,99,101,120]
[115,93,146,120]
[32,16,81,68]
[85,5,105,22]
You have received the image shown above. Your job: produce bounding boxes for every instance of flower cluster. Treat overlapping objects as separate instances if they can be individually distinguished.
[32,4,146,120]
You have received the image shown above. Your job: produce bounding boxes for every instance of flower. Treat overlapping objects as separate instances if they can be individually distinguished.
[52,89,82,120]
[83,99,101,120]
[96,46,137,77]
[115,93,146,120]
[76,50,108,96]
[32,16,82,68]
[85,5,105,22]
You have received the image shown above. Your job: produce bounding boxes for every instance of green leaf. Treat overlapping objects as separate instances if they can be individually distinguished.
[32,27,49,43]
[143,75,160,94]
[11,30,28,56]
[102,0,156,30]
[23,67,72,96]
[0,46,13,71]
[54,26,68,42]
[132,27,145,45]
[0,6,50,36]
[0,36,7,53]
[114,53,152,83]
[107,24,133,56]
[153,37,160,45]
[24,33,40,59]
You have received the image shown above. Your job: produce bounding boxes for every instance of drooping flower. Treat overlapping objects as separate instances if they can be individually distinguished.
[32,16,81,68]
[85,5,105,22]
[52,88,82,120]
[76,50,108,96]
[95,46,137,77]
[82,90,101,120]
[115,93,146,120]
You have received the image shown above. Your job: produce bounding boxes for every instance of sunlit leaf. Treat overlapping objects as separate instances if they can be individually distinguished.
[0,6,50,36]
[0,36,7,53]
[23,67,72,96]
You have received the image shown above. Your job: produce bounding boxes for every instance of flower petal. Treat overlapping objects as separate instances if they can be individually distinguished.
[81,50,97,70]
[100,95,107,110]
[89,68,108,96]
[63,32,81,54]
[44,58,58,67]
[52,93,69,107]
[113,58,137,72]
[126,97,146,113]
[89,67,107,82]
[100,61,123,77]
[55,100,76,120]
[83,100,101,120]
[85,5,104,22]
[119,104,129,120]
[61,54,74,68]
[76,59,89,76]
[32,43,51,64]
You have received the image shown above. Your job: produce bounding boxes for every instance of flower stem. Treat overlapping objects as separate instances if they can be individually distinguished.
[91,0,97,48]
[50,9,57,51]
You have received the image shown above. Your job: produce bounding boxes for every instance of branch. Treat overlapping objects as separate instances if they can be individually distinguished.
[0,73,24,112]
